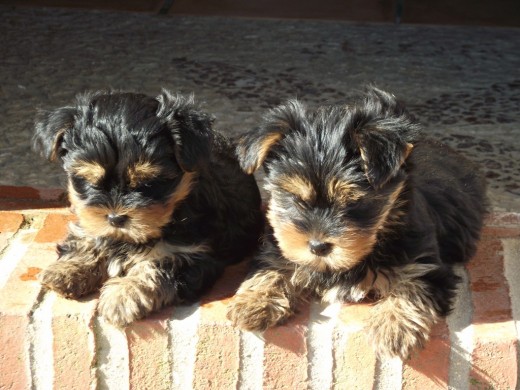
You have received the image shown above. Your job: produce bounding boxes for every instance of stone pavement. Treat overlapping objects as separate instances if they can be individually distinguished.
[0,6,519,210]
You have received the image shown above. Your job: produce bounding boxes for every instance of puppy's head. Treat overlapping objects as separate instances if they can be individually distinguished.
[238,87,419,272]
[33,90,213,244]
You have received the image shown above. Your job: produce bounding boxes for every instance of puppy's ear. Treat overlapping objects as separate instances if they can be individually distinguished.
[156,90,214,172]
[33,106,77,162]
[352,87,419,189]
[237,99,307,174]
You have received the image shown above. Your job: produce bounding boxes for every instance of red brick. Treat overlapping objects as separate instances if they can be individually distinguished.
[481,226,520,238]
[402,321,450,389]
[127,308,173,390]
[0,243,56,315]
[0,212,24,251]
[0,315,31,390]
[193,324,240,389]
[484,212,520,226]
[201,261,250,306]
[0,186,67,211]
[0,186,64,201]
[334,303,376,390]
[263,304,310,390]
[0,212,24,232]
[0,243,57,390]
[192,262,247,389]
[34,213,75,243]
[52,295,98,390]
[467,238,518,389]
[468,239,512,324]
[470,323,518,390]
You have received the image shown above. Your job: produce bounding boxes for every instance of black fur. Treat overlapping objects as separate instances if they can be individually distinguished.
[228,86,487,359]
[33,90,264,326]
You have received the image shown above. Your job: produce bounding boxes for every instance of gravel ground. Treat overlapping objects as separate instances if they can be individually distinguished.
[1,6,519,210]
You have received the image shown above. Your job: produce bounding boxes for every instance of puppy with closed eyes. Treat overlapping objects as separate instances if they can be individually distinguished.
[33,90,264,327]
[227,87,487,359]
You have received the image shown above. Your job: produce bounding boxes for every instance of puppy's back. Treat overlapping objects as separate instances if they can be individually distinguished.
[409,139,487,263]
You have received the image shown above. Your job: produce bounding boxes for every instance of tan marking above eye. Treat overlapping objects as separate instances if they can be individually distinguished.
[327,178,365,203]
[127,160,162,188]
[71,161,106,184]
[277,175,316,204]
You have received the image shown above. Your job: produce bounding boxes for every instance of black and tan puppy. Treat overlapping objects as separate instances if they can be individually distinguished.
[33,90,263,327]
[227,87,486,359]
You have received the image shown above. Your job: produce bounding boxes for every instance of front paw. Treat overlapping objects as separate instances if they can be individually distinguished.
[98,278,155,327]
[367,307,431,360]
[227,291,294,332]
[38,262,95,299]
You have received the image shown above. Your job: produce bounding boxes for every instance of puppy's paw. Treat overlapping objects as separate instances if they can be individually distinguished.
[227,290,294,332]
[98,278,154,327]
[367,306,430,360]
[38,262,96,299]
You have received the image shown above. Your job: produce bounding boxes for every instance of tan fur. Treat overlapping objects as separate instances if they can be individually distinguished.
[375,181,407,234]
[327,178,365,203]
[98,260,170,326]
[403,143,414,160]
[366,263,441,360]
[68,172,196,243]
[37,235,109,298]
[49,128,67,162]
[71,160,106,185]
[241,132,282,174]
[277,175,316,203]
[127,160,162,188]
[108,241,210,278]
[227,267,301,331]
[267,199,377,272]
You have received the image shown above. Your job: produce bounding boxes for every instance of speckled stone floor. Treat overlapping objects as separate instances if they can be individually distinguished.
[1,6,519,210]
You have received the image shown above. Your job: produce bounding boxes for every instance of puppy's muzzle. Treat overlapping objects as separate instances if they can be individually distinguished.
[107,213,129,228]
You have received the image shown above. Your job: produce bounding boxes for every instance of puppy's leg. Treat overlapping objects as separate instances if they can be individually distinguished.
[38,235,108,299]
[98,248,225,327]
[227,267,301,331]
[366,263,460,360]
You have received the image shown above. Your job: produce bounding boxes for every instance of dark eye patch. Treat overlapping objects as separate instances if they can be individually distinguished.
[134,175,181,201]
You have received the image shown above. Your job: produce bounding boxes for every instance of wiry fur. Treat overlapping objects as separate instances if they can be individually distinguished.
[34,90,264,326]
[227,87,487,360]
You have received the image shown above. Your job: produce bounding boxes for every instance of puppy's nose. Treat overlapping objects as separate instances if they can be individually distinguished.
[309,240,333,256]
[107,213,128,228]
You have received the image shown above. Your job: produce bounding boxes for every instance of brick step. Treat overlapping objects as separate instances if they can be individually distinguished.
[0,186,519,389]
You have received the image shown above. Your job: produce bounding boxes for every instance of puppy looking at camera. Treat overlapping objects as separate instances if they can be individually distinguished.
[33,90,264,327]
[227,87,486,359]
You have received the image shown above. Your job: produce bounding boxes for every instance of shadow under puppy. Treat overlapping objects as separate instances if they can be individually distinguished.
[33,90,264,327]
[227,87,487,359]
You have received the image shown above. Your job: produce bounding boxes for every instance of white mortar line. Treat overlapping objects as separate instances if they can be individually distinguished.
[307,300,340,390]
[447,265,474,390]
[238,330,265,390]
[374,357,403,390]
[170,303,200,390]
[94,317,129,390]
[502,238,520,390]
[0,215,44,289]
[28,292,56,390]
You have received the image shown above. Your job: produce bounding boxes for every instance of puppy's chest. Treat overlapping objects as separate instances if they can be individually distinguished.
[106,240,210,277]
[292,267,390,304]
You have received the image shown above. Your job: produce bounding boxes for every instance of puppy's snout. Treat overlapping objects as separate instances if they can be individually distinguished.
[107,213,129,228]
[309,240,333,256]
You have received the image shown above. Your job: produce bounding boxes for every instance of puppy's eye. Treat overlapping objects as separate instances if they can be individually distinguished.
[71,175,101,192]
